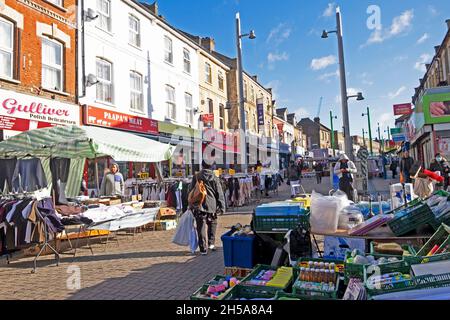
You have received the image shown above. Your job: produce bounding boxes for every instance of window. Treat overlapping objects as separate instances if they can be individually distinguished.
[208,98,213,114]
[0,18,14,79]
[165,85,176,119]
[42,38,63,91]
[128,15,140,47]
[219,103,225,130]
[97,0,111,32]
[164,36,173,64]
[183,49,191,74]
[243,80,248,100]
[253,114,257,131]
[205,62,212,83]
[46,0,63,6]
[245,111,249,130]
[130,71,143,112]
[96,58,113,103]
[218,71,224,90]
[250,86,255,103]
[185,93,193,124]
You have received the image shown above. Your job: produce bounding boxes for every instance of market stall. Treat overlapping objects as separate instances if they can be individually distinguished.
[0,125,175,271]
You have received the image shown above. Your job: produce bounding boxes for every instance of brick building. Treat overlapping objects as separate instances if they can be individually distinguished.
[0,0,80,140]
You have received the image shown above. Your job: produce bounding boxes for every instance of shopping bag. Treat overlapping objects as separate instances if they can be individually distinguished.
[172,209,194,246]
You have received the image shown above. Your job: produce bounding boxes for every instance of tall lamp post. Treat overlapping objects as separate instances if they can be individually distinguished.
[322,7,364,160]
[362,107,373,155]
[236,12,256,173]
[330,111,337,156]
[362,128,367,147]
[385,126,391,150]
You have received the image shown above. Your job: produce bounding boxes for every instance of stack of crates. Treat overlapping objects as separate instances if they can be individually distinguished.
[253,202,309,233]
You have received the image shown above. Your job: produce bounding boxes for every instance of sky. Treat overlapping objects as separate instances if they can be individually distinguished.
[145,0,450,138]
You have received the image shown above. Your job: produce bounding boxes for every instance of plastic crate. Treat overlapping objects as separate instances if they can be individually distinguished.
[404,252,450,266]
[416,223,450,256]
[224,267,253,278]
[253,211,310,233]
[255,202,307,216]
[222,285,277,300]
[387,203,435,236]
[370,242,417,258]
[292,267,340,299]
[190,275,242,301]
[365,271,450,298]
[221,230,254,269]
[296,257,345,275]
[239,264,293,295]
[274,291,302,300]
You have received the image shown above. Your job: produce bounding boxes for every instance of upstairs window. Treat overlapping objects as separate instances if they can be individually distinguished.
[129,15,140,47]
[205,62,212,83]
[130,71,143,112]
[183,49,191,74]
[218,71,224,90]
[0,18,14,79]
[164,36,173,64]
[97,0,111,32]
[165,85,176,120]
[42,38,63,91]
[96,58,113,103]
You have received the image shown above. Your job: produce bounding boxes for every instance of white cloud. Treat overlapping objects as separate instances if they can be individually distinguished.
[394,55,408,62]
[268,52,289,63]
[318,69,340,82]
[428,5,439,16]
[267,23,292,46]
[378,112,393,129]
[311,55,337,70]
[362,10,414,47]
[414,53,432,72]
[323,3,336,17]
[388,86,407,99]
[295,108,310,119]
[416,33,429,45]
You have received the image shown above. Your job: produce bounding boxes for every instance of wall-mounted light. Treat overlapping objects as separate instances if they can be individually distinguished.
[85,8,99,21]
[86,74,99,87]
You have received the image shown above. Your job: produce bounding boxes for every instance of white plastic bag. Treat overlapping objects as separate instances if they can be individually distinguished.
[338,205,364,230]
[310,191,349,234]
[172,209,195,246]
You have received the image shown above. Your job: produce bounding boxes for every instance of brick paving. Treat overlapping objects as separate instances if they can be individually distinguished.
[0,177,393,300]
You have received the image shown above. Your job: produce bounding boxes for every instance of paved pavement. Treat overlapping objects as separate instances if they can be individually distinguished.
[0,176,394,300]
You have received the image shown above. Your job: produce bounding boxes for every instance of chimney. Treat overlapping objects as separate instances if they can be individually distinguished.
[201,37,215,52]
[425,64,431,70]
[446,19,450,30]
[147,1,158,16]
[252,75,258,82]
[314,117,320,124]
[435,45,441,54]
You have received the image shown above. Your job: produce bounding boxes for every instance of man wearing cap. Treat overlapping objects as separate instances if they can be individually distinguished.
[333,154,357,201]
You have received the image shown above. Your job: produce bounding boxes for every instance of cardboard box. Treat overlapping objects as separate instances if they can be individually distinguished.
[156,220,177,231]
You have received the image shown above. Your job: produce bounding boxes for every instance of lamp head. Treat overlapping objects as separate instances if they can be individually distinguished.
[321,30,329,39]
[225,102,232,110]
[249,30,256,40]
[356,92,365,101]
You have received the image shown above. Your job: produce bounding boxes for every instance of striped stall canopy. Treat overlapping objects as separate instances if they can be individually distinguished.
[0,125,174,162]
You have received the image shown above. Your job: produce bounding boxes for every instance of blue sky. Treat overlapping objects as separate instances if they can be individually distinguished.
[147,0,450,137]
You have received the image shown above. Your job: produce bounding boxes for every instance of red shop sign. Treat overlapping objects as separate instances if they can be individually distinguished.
[0,115,54,131]
[393,103,412,116]
[84,106,158,135]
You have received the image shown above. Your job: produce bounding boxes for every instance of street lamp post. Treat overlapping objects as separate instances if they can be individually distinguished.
[362,107,373,155]
[330,111,337,156]
[362,128,366,147]
[322,7,363,160]
[235,12,255,173]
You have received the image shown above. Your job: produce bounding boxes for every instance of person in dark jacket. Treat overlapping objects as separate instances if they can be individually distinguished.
[313,161,324,184]
[390,158,398,179]
[400,151,414,183]
[429,153,449,190]
[287,160,301,197]
[189,157,226,255]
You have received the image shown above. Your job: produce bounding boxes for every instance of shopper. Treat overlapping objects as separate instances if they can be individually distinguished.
[390,158,398,179]
[100,163,124,197]
[333,153,357,201]
[429,153,449,190]
[313,161,324,184]
[400,151,414,184]
[189,156,226,255]
[287,160,301,197]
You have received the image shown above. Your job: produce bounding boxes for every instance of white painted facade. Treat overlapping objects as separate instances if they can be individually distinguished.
[78,0,200,128]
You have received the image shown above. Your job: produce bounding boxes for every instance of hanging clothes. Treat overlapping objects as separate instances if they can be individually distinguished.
[0,158,17,192]
[12,158,48,192]
[50,158,71,205]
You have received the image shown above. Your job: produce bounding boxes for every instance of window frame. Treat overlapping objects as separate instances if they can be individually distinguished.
[96,57,114,104]
[41,37,64,92]
[219,103,225,130]
[128,14,141,48]
[208,98,214,114]
[45,0,63,7]
[183,48,191,74]
[243,80,248,100]
[205,62,212,84]
[185,92,193,125]
[97,0,112,33]
[250,86,255,103]
[129,71,143,112]
[164,36,173,64]
[218,70,224,91]
[0,17,14,80]
[165,84,176,120]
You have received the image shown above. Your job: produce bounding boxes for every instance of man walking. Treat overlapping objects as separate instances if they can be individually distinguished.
[313,161,324,184]
[189,155,226,255]
[334,154,357,201]
[390,158,398,179]
[400,151,414,184]
[288,160,301,197]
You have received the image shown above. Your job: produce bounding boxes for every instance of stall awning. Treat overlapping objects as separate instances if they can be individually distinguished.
[0,125,174,162]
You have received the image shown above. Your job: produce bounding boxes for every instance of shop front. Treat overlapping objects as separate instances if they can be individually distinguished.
[202,128,239,171]
[0,88,80,140]
[82,105,160,193]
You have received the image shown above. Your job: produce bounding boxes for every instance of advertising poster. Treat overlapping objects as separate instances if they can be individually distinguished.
[422,90,450,125]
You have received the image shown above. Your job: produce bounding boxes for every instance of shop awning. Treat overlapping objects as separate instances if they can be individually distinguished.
[0,125,174,162]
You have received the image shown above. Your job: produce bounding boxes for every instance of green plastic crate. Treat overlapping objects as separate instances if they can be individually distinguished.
[253,211,310,233]
[239,264,293,295]
[274,291,302,300]
[404,252,450,265]
[416,224,450,256]
[370,242,417,258]
[292,267,340,299]
[223,284,277,300]
[190,275,242,300]
[387,203,435,236]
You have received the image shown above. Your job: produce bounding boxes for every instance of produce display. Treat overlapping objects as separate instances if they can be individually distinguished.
[346,249,401,266]
[365,272,412,290]
[293,261,338,294]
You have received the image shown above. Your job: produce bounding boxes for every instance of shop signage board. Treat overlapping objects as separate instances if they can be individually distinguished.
[390,127,403,135]
[84,105,158,135]
[421,90,450,125]
[201,114,214,128]
[257,101,265,126]
[0,88,80,138]
[392,134,406,143]
[393,103,412,116]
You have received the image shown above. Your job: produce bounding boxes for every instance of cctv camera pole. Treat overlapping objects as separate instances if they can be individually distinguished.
[366,107,374,156]
[236,13,247,173]
[336,8,353,160]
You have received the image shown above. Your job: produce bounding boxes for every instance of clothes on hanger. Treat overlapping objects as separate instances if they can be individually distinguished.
[0,158,17,192]
[12,158,48,192]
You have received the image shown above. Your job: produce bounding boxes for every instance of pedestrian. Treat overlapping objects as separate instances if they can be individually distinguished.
[287,160,301,198]
[100,163,124,197]
[382,153,388,180]
[429,153,450,190]
[390,158,398,179]
[188,154,226,256]
[400,151,414,184]
[313,161,324,184]
[333,153,357,201]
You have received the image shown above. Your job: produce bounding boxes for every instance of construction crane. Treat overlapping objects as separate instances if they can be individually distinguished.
[316,97,323,118]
